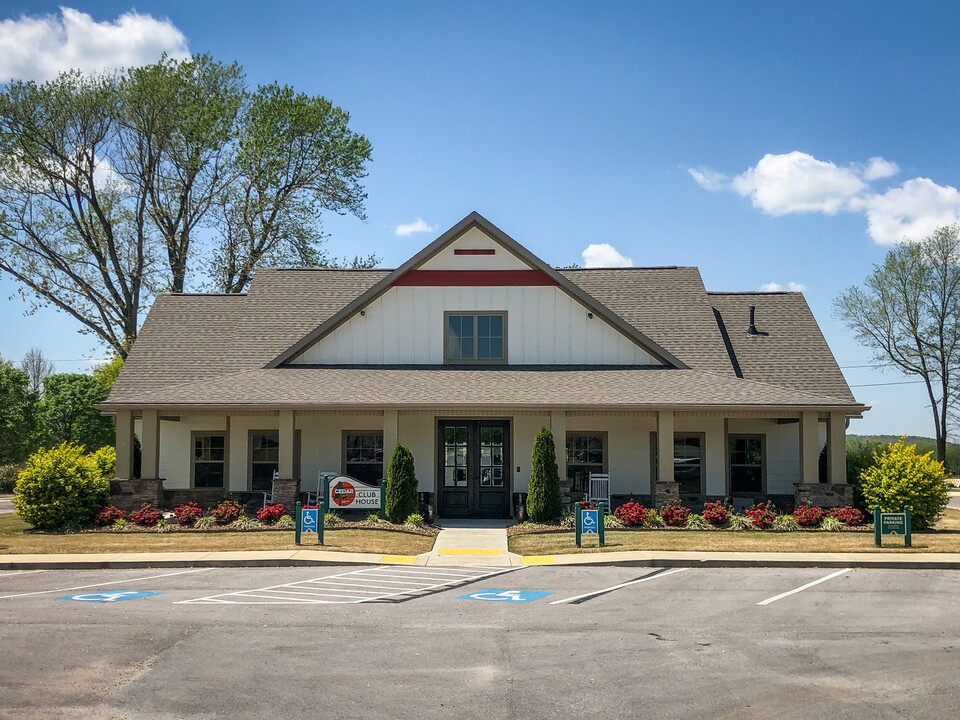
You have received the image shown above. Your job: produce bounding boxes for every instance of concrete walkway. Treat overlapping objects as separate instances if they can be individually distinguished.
[423,518,520,566]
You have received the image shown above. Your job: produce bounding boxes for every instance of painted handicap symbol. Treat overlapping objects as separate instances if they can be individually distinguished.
[60,590,163,603]
[457,589,554,603]
[581,508,598,534]
[301,508,318,533]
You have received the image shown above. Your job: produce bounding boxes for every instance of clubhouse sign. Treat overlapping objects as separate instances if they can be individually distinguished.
[328,476,382,510]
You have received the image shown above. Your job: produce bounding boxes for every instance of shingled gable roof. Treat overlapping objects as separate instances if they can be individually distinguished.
[266,211,687,369]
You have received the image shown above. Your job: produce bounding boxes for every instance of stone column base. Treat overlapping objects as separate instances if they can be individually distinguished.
[272,478,300,509]
[109,478,165,512]
[794,483,853,509]
[653,481,680,508]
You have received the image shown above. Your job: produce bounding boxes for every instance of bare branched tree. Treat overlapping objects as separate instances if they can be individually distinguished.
[18,348,55,395]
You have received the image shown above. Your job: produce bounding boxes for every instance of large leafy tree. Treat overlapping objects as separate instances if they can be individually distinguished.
[0,357,44,465]
[41,373,115,451]
[834,225,960,462]
[0,55,373,357]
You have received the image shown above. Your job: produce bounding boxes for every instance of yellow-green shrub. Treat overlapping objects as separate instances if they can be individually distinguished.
[860,438,948,530]
[13,443,112,528]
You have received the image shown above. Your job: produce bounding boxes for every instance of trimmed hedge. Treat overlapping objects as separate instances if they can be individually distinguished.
[13,443,111,528]
[860,438,948,530]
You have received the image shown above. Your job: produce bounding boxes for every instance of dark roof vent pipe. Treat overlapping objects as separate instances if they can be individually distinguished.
[748,305,759,335]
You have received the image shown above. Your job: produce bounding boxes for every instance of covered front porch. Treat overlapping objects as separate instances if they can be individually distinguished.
[110,405,854,517]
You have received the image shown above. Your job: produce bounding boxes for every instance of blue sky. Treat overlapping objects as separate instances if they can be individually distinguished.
[2,1,959,437]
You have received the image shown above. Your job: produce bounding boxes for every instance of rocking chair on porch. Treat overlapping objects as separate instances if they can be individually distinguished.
[262,470,279,509]
[588,473,611,514]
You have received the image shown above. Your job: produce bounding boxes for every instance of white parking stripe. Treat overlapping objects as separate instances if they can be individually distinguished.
[549,568,689,605]
[0,568,212,600]
[757,569,852,606]
[0,570,46,579]
[178,565,518,605]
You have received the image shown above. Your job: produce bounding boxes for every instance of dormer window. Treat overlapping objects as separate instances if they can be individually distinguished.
[445,312,506,363]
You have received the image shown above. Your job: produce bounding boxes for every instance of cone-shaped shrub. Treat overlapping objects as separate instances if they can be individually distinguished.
[385,444,419,522]
[527,427,563,522]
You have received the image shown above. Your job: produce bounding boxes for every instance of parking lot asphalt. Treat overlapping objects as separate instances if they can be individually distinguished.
[1,565,958,719]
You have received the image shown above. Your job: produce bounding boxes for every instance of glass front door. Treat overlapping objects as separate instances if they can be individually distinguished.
[437,420,510,518]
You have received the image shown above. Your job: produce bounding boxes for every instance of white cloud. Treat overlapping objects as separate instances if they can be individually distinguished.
[689,151,960,244]
[582,243,633,268]
[855,177,960,245]
[759,281,806,292]
[688,167,729,191]
[863,156,900,181]
[729,151,866,216]
[394,218,437,236]
[0,7,189,82]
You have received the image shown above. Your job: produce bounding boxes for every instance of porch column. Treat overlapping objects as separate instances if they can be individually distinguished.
[800,410,820,485]
[383,409,399,457]
[140,409,160,479]
[550,410,566,482]
[657,410,674,483]
[829,411,847,483]
[115,409,134,479]
[279,409,295,478]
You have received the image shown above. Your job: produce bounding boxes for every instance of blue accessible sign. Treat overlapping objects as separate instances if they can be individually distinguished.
[301,508,318,534]
[457,589,554,603]
[581,509,599,534]
[60,590,163,603]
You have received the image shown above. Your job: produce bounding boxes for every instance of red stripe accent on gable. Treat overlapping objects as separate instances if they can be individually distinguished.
[454,248,496,255]
[392,270,559,287]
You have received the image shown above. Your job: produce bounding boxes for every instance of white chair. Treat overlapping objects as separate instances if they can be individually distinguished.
[262,470,279,508]
[588,473,611,514]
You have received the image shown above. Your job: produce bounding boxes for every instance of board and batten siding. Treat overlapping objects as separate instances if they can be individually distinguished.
[290,284,662,365]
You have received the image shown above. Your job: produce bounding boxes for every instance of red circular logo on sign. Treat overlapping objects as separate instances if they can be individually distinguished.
[332,481,356,506]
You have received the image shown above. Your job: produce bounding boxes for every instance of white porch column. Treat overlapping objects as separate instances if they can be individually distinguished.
[115,409,134,479]
[550,410,566,481]
[829,411,847,483]
[140,409,160,478]
[657,410,674,483]
[383,409,399,458]
[800,410,820,485]
[703,418,726,496]
[279,409,295,478]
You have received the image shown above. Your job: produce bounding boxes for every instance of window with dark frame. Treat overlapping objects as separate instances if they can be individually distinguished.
[193,433,225,489]
[650,432,704,494]
[445,313,505,362]
[566,433,605,493]
[250,431,279,493]
[729,435,764,493]
[344,433,384,484]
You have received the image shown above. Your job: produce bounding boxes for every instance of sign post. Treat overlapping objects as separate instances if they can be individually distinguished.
[575,502,605,548]
[874,505,912,548]
[297,501,320,546]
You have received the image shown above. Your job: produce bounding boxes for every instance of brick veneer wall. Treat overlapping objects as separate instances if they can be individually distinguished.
[109,478,164,513]
[653,481,680,508]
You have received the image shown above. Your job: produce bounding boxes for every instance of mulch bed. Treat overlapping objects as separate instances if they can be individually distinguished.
[26,520,441,537]
[506,522,872,537]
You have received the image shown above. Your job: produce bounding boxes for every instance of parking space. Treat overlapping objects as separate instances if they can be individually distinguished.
[2,565,960,717]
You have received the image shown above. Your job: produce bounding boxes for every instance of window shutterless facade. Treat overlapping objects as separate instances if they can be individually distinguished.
[729,434,764,494]
[650,432,705,494]
[343,432,384,483]
[566,432,607,493]
[250,431,279,494]
[444,312,506,363]
[192,432,226,489]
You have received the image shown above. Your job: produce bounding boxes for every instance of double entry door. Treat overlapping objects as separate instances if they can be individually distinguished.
[437,420,511,518]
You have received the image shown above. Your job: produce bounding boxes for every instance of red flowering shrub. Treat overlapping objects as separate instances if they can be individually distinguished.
[792,504,824,527]
[660,501,691,527]
[173,502,203,526]
[829,505,865,527]
[209,499,245,524]
[746,501,776,529]
[614,501,648,527]
[578,501,597,510]
[256,503,287,524]
[701,501,731,526]
[129,503,163,527]
[95,506,126,526]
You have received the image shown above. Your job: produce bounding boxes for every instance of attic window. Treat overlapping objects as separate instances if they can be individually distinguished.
[445,312,506,363]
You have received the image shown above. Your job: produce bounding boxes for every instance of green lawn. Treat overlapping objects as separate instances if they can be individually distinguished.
[0,514,436,555]
[508,508,960,555]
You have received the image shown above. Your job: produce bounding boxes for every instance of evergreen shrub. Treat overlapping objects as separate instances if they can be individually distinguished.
[860,438,949,529]
[13,443,111,528]
[527,427,563,523]
[385,444,418,522]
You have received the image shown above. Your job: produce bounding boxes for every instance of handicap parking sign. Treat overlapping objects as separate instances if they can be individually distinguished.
[581,508,599,534]
[301,508,318,534]
[458,589,554,603]
[60,590,163,603]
